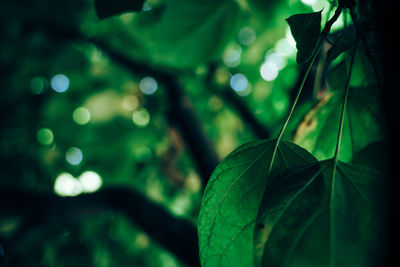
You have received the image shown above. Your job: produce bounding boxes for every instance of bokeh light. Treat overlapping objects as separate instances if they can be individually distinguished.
[132,108,150,127]
[79,171,102,193]
[50,74,70,93]
[73,107,91,125]
[260,62,279,81]
[66,147,83,165]
[139,77,158,95]
[230,73,248,92]
[54,172,83,197]
[36,128,54,146]
[223,44,242,68]
[30,76,48,94]
[238,27,256,46]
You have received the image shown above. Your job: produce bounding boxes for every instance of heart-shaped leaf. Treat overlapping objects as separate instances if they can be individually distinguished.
[286,11,321,64]
[198,139,316,266]
[95,0,145,20]
[255,159,388,266]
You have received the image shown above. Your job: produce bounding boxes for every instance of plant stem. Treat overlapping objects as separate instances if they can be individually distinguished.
[333,35,358,162]
[269,7,343,172]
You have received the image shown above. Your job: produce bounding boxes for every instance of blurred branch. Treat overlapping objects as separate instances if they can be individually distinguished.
[24,20,220,188]
[0,187,200,267]
[91,39,219,188]
[221,89,270,139]
[206,63,271,139]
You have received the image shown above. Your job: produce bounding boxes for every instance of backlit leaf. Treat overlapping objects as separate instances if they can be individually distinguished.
[198,139,316,266]
[255,159,388,267]
[294,86,386,162]
[286,11,321,64]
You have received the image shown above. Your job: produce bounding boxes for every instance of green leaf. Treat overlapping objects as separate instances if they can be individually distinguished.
[255,159,388,267]
[95,0,144,20]
[286,11,321,64]
[294,86,386,162]
[146,0,238,68]
[198,139,316,266]
[326,33,356,62]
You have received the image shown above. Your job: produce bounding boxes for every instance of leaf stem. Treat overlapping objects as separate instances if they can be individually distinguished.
[269,7,343,172]
[333,34,358,162]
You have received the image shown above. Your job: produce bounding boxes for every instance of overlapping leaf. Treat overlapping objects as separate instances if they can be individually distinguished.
[294,86,386,162]
[254,159,388,267]
[198,139,316,266]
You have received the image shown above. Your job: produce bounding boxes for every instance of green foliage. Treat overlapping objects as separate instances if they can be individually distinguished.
[95,0,145,19]
[198,140,316,266]
[198,4,388,267]
[326,32,356,62]
[255,159,387,267]
[294,86,386,162]
[145,0,239,68]
[286,11,321,64]
[0,0,389,266]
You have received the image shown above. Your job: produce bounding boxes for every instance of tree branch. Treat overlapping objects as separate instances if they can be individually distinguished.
[0,187,200,267]
[91,39,219,188]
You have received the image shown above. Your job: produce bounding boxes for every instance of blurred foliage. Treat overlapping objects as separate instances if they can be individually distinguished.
[0,0,384,266]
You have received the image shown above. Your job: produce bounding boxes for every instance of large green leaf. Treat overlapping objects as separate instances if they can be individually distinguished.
[286,11,321,64]
[95,0,145,20]
[255,159,388,267]
[146,0,238,68]
[294,86,386,162]
[198,139,316,266]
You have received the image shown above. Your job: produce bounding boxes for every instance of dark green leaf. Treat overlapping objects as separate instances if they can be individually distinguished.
[294,86,386,162]
[326,33,356,62]
[286,11,321,64]
[198,139,316,266]
[255,159,388,266]
[95,0,144,20]
[351,139,389,173]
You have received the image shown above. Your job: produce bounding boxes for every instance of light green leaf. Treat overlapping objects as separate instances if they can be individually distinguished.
[255,159,388,267]
[198,139,316,266]
[286,11,321,64]
[95,0,144,20]
[294,86,386,162]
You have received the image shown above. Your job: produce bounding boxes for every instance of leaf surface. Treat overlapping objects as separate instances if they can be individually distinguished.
[326,32,356,62]
[286,11,321,64]
[95,0,144,20]
[198,139,316,266]
[294,86,386,162]
[255,159,388,267]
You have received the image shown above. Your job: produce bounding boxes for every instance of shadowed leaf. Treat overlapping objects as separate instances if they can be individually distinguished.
[198,139,316,266]
[255,159,388,267]
[286,11,321,64]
